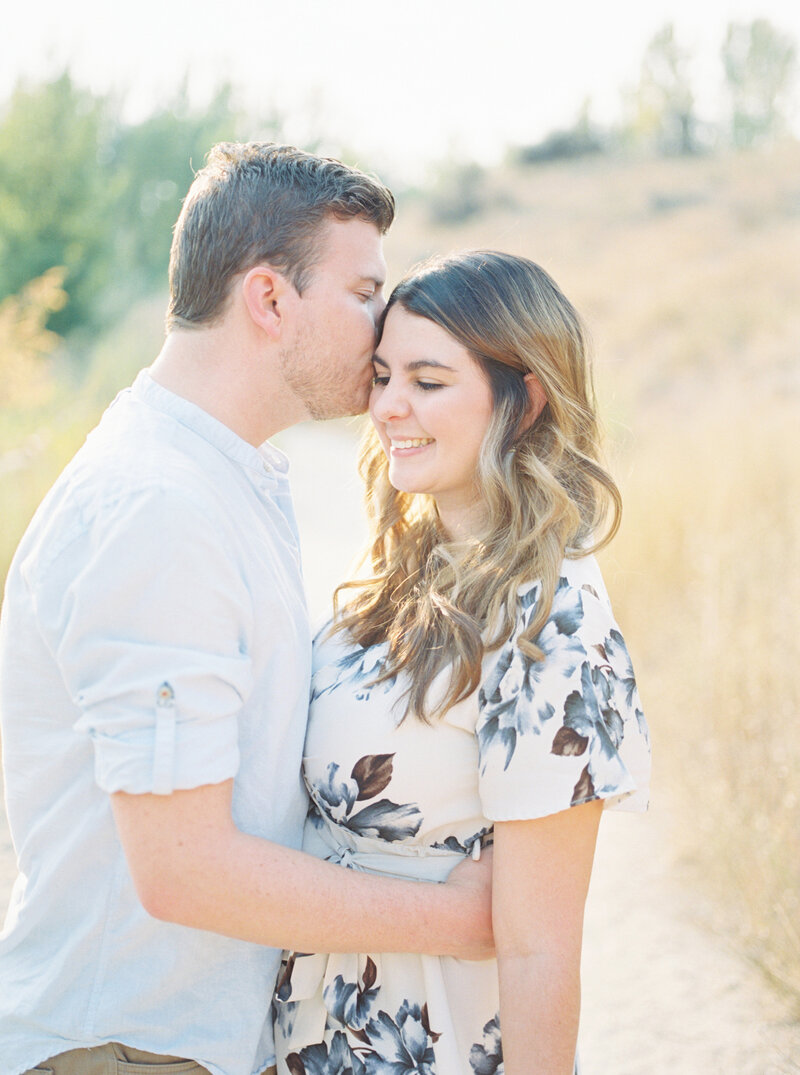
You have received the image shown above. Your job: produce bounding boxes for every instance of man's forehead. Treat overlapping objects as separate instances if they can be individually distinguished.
[319,216,386,271]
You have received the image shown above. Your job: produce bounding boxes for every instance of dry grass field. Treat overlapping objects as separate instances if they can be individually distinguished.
[1,142,799,1046]
[389,142,800,1008]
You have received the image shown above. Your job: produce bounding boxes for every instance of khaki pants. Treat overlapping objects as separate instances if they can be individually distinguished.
[23,1040,277,1075]
[24,1042,277,1075]
[23,1043,207,1074]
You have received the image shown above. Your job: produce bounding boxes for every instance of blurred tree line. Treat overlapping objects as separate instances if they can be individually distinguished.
[0,16,796,351]
[0,74,244,341]
[512,17,797,163]
[428,18,796,226]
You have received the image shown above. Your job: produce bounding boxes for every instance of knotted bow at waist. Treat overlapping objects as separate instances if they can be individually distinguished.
[273,817,481,1024]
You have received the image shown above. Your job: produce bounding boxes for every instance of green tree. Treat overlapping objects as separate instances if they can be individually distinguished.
[0,73,118,334]
[0,75,248,341]
[722,19,797,147]
[111,82,243,299]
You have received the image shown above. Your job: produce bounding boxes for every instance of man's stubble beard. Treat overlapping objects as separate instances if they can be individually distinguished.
[279,341,371,422]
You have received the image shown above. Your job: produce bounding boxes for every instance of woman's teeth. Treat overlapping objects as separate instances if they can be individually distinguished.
[392,438,434,449]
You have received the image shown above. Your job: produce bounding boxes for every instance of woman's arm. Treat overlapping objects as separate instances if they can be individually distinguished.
[493,799,603,1075]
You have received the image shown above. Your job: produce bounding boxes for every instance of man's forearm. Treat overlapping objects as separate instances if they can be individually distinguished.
[112,781,493,958]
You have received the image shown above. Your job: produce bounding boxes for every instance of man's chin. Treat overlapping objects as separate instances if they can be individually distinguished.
[310,388,370,422]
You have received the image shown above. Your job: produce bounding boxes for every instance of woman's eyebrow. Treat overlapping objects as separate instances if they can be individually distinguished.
[372,353,456,373]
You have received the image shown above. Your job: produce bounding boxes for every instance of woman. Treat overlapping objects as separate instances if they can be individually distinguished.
[273,251,650,1074]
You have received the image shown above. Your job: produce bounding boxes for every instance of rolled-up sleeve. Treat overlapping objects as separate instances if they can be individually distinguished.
[30,484,254,794]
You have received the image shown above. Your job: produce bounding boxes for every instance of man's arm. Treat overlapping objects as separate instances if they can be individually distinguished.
[111,778,494,958]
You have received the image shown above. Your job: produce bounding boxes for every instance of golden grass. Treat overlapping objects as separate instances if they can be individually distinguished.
[1,145,798,1008]
[390,144,800,1008]
[604,399,800,1005]
[0,296,165,579]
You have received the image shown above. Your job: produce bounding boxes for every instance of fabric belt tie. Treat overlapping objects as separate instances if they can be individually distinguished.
[274,818,469,1031]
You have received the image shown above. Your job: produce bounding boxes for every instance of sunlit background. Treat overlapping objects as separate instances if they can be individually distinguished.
[4,0,800,177]
[1,1,799,1070]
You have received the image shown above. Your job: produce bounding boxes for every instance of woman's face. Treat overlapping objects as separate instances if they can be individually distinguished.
[369,306,495,536]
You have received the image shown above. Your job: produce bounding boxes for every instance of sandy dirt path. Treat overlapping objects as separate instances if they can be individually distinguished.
[2,419,799,1072]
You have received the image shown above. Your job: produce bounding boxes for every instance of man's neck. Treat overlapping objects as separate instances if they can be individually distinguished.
[149,328,304,446]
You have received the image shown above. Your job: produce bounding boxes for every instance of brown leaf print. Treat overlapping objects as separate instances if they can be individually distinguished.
[572,764,595,804]
[286,1053,305,1075]
[351,753,395,800]
[552,726,589,756]
[362,955,378,990]
[421,1001,442,1044]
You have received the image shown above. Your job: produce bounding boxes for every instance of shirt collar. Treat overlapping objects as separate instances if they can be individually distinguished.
[130,369,290,479]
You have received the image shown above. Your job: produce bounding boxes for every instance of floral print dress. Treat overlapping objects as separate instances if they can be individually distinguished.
[273,555,651,1075]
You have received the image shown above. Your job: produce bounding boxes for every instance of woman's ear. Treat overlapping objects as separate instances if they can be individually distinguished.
[522,372,547,429]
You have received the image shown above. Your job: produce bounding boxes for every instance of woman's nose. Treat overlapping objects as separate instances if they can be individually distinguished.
[371,380,411,421]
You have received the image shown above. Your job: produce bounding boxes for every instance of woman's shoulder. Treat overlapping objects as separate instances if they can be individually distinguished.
[514,553,614,627]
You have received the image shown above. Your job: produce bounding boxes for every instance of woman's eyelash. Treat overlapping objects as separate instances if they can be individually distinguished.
[371,375,444,392]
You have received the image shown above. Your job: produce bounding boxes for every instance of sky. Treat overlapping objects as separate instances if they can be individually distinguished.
[2,0,799,179]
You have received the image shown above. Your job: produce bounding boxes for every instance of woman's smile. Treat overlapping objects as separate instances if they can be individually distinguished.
[389,437,435,453]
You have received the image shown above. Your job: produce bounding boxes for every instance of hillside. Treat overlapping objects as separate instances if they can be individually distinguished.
[1,143,799,1055]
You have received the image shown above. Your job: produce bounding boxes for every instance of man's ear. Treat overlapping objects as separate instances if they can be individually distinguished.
[522,372,548,429]
[241,265,293,339]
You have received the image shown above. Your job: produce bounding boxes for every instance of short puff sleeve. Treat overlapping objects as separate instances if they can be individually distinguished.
[475,556,650,821]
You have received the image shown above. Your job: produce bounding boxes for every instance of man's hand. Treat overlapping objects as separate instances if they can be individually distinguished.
[444,844,495,960]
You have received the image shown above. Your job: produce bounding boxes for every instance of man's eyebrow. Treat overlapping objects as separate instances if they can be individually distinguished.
[358,274,386,287]
[372,354,456,373]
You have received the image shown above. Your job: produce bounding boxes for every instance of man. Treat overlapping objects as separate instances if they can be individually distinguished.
[0,143,491,1075]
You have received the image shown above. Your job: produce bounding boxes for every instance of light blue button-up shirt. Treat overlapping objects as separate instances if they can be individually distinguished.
[0,371,311,1075]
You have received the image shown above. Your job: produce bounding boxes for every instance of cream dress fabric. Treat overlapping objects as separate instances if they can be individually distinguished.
[273,555,651,1075]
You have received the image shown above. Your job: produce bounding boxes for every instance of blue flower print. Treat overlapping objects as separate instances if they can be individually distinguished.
[287,1030,366,1075]
[306,754,423,843]
[324,957,380,1031]
[556,658,637,805]
[362,1001,440,1075]
[313,762,360,825]
[477,577,586,771]
[469,1014,503,1075]
[560,661,621,759]
[346,800,424,842]
[596,628,649,739]
[312,644,396,705]
[432,826,492,856]
[273,994,299,1042]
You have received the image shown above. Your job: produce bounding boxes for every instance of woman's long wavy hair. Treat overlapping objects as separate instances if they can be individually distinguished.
[331,250,622,722]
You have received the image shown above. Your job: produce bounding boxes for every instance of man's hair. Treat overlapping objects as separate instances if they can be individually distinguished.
[167,142,395,331]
